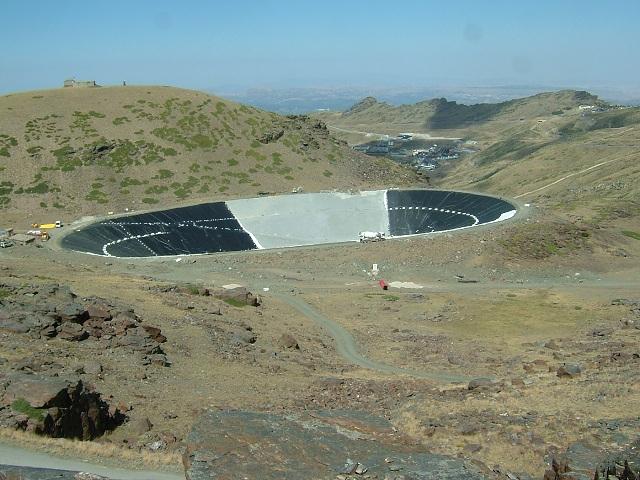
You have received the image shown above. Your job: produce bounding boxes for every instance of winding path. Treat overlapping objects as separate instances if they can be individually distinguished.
[274,292,471,383]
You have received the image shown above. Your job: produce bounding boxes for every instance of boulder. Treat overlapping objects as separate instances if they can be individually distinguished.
[83,361,103,375]
[3,375,74,408]
[557,364,582,378]
[57,303,89,324]
[231,329,257,346]
[214,287,260,307]
[257,129,284,144]
[278,334,300,350]
[1,373,123,439]
[57,322,89,341]
[86,303,112,320]
[141,325,167,343]
[468,378,494,391]
[130,416,153,435]
[0,317,30,334]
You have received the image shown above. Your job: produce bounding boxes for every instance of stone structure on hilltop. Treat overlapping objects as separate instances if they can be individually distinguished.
[63,79,98,88]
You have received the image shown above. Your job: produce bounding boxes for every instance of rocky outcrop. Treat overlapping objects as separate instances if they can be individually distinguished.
[343,96,380,116]
[256,129,284,144]
[0,283,169,365]
[212,287,260,307]
[183,409,488,480]
[545,439,640,480]
[0,372,124,440]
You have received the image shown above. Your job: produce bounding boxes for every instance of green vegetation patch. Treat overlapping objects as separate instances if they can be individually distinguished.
[622,230,640,241]
[145,185,168,194]
[153,169,174,180]
[475,136,549,166]
[121,177,145,187]
[51,139,170,173]
[0,134,18,157]
[499,223,591,259]
[0,181,14,196]
[113,116,130,125]
[222,298,248,308]
[11,398,45,421]
[426,99,505,129]
[85,188,108,203]
[24,182,50,194]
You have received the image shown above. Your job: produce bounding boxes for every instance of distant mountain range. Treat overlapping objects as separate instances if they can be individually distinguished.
[212,85,640,114]
[336,90,604,130]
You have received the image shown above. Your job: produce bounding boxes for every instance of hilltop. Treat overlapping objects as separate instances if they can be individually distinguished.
[0,86,415,222]
[317,90,605,138]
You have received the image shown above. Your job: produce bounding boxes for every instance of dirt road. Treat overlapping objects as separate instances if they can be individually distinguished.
[276,291,472,383]
[0,442,183,480]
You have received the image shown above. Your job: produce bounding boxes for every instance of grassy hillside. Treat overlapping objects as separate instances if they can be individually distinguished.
[318,90,603,138]
[317,90,640,243]
[0,86,414,221]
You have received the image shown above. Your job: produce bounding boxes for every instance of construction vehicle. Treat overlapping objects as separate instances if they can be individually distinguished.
[359,231,386,243]
[31,220,63,229]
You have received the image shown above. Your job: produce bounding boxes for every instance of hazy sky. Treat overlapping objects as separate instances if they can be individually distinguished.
[1,0,638,94]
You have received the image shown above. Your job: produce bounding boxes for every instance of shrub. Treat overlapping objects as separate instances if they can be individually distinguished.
[11,398,45,421]
[622,230,640,240]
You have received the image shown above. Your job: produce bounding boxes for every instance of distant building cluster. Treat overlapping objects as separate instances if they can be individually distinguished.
[63,79,99,88]
[353,133,465,174]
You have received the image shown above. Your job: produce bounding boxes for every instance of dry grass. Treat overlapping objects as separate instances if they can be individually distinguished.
[0,428,182,471]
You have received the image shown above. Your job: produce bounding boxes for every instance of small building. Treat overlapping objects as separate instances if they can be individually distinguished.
[9,234,34,245]
[64,79,98,88]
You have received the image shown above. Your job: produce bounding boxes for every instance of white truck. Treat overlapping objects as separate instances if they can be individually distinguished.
[359,231,386,243]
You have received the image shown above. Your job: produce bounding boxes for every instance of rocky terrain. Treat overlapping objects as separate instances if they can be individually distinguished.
[0,87,639,479]
[184,409,489,480]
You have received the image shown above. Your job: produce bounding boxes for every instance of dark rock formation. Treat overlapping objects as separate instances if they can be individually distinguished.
[256,129,284,144]
[545,439,640,480]
[184,409,488,480]
[0,372,124,440]
[0,283,169,364]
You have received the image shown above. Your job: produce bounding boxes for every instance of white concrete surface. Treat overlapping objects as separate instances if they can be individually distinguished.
[227,190,389,249]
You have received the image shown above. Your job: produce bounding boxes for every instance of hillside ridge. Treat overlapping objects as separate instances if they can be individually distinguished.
[332,90,604,130]
[0,86,415,222]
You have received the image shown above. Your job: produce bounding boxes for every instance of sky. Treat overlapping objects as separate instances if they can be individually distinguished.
[1,0,639,95]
